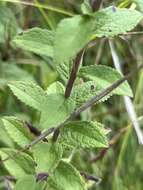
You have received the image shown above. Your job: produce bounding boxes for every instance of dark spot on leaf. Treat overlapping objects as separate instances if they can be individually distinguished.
[91,85,95,90]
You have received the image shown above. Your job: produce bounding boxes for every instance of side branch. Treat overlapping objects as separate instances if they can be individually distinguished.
[1,64,143,165]
[54,64,143,140]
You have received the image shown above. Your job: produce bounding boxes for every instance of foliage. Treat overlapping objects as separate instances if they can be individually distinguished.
[0,0,143,189]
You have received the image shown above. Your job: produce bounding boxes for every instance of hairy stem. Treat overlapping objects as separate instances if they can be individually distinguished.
[65,50,84,98]
[0,64,143,165]
[90,0,102,12]
[53,64,143,141]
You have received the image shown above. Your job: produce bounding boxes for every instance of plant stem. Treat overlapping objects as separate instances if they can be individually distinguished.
[65,49,84,98]
[34,0,54,30]
[0,64,143,165]
[80,172,102,185]
[109,39,143,145]
[1,0,74,16]
[90,0,102,12]
[53,63,143,141]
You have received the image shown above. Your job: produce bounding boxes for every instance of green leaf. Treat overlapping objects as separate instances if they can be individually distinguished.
[56,60,73,84]
[47,160,86,190]
[60,121,108,148]
[13,27,54,58]
[0,62,34,88]
[46,81,65,95]
[92,6,143,37]
[32,141,63,173]
[2,117,34,147]
[54,6,142,65]
[8,82,75,130]
[0,6,17,44]
[81,0,93,15]
[0,148,35,178]
[71,81,112,107]
[8,81,47,111]
[15,175,46,190]
[54,15,93,64]
[78,65,133,97]
[54,6,142,82]
[0,119,14,147]
[40,94,75,129]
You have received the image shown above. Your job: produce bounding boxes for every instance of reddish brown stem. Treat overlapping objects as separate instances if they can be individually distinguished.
[90,0,102,12]
[65,50,84,98]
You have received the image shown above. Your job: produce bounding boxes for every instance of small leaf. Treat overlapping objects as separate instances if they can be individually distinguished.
[14,175,45,190]
[81,0,93,15]
[92,6,143,37]
[0,148,35,178]
[78,65,133,97]
[40,94,75,129]
[47,160,86,190]
[13,27,54,58]
[60,121,108,148]
[46,81,65,95]
[54,15,93,64]
[32,141,63,173]
[2,116,34,147]
[8,81,47,111]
